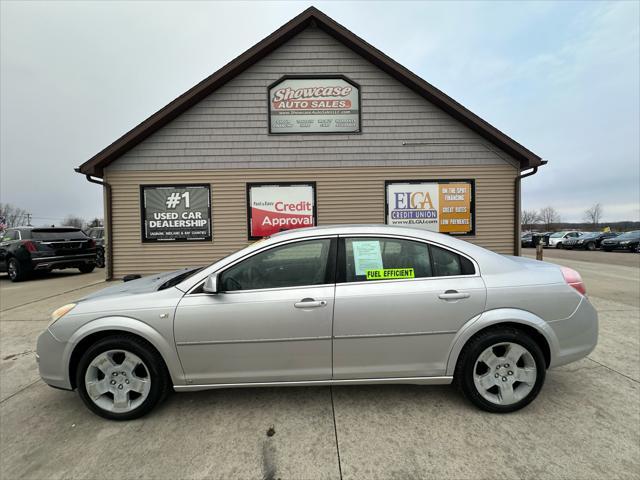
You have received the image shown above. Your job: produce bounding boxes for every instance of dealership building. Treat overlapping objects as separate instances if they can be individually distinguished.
[77,7,544,279]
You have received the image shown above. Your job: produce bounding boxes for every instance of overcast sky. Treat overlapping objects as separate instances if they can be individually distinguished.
[1,0,639,225]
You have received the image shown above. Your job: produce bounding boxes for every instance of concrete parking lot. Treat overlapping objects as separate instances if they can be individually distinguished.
[1,253,638,480]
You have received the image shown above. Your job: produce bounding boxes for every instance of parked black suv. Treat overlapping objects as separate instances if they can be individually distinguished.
[85,226,105,268]
[0,227,97,281]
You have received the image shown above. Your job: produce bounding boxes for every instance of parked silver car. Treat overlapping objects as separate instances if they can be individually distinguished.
[37,225,598,420]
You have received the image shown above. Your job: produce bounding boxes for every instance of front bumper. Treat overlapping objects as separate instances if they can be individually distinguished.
[36,328,73,390]
[548,296,598,368]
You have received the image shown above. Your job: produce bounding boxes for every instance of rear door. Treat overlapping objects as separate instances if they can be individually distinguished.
[332,236,486,379]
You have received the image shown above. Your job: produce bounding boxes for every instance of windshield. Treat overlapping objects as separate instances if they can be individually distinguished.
[550,232,566,238]
[31,229,87,240]
[616,230,640,240]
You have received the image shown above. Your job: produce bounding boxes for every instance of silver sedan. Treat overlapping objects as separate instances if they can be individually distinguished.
[36,225,598,420]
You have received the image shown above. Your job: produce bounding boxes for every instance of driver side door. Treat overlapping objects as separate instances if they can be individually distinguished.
[174,237,337,385]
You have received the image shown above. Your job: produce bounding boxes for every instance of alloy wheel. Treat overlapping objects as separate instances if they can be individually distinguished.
[8,260,17,281]
[473,342,537,406]
[84,349,151,413]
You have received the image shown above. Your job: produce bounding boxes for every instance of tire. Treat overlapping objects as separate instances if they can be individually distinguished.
[79,264,95,274]
[96,248,105,268]
[587,242,596,251]
[76,335,170,420]
[7,257,29,282]
[455,327,546,413]
[556,243,563,249]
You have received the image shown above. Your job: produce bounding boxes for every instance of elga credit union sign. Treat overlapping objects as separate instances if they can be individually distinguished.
[140,184,211,242]
[386,180,475,235]
[247,183,316,238]
[268,77,360,133]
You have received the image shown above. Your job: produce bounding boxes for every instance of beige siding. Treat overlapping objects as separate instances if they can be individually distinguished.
[105,165,517,278]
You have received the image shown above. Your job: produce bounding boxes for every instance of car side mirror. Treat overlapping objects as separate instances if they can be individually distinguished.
[203,274,219,294]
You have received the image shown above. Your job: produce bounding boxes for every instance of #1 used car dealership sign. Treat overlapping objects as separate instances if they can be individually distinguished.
[141,184,212,242]
[386,180,475,235]
[269,77,360,133]
[248,183,316,238]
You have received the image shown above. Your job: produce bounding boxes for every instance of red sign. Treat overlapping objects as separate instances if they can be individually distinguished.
[248,184,316,238]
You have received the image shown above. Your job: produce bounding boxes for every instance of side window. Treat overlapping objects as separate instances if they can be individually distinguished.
[2,230,18,241]
[430,244,475,277]
[345,237,432,282]
[220,239,332,292]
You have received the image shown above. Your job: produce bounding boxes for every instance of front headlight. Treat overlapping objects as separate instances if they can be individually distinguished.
[620,241,630,245]
[49,303,76,327]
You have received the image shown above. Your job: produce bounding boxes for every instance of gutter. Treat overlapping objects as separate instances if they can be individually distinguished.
[514,162,546,255]
[77,170,113,280]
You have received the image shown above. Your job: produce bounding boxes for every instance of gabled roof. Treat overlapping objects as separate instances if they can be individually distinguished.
[77,6,543,177]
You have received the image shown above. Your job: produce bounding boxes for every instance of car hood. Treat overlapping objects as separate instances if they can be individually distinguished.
[79,268,199,300]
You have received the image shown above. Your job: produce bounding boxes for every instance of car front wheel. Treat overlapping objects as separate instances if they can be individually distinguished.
[455,328,546,413]
[96,248,105,268]
[76,335,169,420]
[587,242,596,251]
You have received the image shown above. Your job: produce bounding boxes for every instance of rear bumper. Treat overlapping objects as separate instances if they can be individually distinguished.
[548,296,598,368]
[36,329,73,390]
[31,253,96,271]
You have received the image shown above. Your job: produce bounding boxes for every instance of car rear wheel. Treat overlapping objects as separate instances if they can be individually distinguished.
[79,264,95,273]
[587,242,596,251]
[455,328,546,413]
[7,258,29,282]
[76,335,169,420]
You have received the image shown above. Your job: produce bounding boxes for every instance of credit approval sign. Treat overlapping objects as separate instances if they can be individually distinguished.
[268,77,360,134]
[385,180,475,235]
[247,183,316,238]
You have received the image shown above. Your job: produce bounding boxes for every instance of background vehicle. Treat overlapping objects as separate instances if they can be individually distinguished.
[37,225,597,420]
[0,227,97,281]
[86,227,105,268]
[547,231,582,248]
[521,233,535,248]
[564,231,618,250]
[601,230,640,252]
[533,232,552,247]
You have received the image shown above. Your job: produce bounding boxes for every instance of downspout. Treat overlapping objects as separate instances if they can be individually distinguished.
[514,165,541,256]
[77,170,113,280]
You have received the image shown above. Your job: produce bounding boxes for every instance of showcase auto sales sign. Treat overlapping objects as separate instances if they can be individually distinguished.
[248,184,315,238]
[269,77,360,133]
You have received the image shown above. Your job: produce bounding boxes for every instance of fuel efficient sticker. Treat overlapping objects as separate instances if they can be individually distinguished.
[365,268,415,280]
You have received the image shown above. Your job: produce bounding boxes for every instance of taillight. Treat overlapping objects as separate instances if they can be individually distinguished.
[561,266,586,295]
[22,240,38,253]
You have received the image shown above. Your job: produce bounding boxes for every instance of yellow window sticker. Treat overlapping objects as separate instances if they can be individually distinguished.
[365,268,415,280]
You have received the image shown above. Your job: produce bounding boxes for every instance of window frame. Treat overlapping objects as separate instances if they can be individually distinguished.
[337,234,479,285]
[188,235,338,295]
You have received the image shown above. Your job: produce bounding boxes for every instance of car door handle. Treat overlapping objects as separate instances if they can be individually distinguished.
[294,298,327,309]
[438,290,470,300]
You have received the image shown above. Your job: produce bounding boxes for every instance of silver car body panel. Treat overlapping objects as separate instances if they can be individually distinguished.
[36,224,598,393]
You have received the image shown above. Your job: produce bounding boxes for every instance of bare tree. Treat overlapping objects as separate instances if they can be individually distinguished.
[539,206,561,230]
[62,215,85,229]
[0,203,29,228]
[521,209,541,231]
[583,203,603,227]
[87,217,103,228]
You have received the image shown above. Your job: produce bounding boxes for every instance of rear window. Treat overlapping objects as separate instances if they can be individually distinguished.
[31,229,87,240]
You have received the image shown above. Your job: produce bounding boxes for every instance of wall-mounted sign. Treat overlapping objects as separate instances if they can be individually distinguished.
[140,184,211,242]
[268,76,360,134]
[247,183,316,238]
[385,180,475,235]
